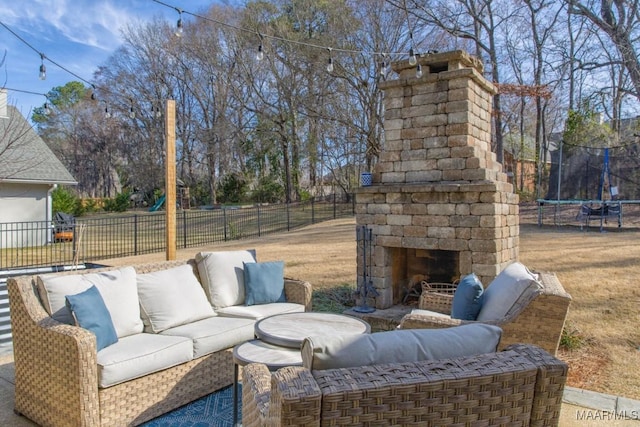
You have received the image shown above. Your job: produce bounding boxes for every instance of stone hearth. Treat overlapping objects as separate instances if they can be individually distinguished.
[355,50,519,310]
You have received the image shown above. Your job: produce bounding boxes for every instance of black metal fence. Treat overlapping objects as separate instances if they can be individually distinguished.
[0,194,355,271]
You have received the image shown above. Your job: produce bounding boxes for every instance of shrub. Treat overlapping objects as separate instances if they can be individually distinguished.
[52,186,83,216]
[252,176,284,203]
[218,174,247,204]
[560,323,585,350]
[103,191,131,212]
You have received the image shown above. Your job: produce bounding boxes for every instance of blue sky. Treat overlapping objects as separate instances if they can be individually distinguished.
[1,0,233,116]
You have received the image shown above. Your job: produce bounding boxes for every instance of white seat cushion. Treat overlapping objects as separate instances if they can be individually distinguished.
[302,324,503,371]
[137,264,215,333]
[161,316,256,358]
[37,266,143,338]
[195,250,257,309]
[215,302,304,320]
[97,333,193,388]
[476,262,541,322]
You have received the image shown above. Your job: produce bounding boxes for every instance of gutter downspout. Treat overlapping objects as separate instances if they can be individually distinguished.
[46,184,57,244]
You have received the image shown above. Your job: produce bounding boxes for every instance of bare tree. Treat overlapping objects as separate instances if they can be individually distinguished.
[397,0,523,163]
[568,0,640,101]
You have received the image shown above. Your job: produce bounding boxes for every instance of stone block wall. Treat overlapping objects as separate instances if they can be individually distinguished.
[355,50,520,309]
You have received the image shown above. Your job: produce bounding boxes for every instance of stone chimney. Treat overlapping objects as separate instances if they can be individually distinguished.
[355,50,519,309]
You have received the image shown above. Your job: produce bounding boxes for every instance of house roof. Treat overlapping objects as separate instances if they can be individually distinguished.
[0,105,77,185]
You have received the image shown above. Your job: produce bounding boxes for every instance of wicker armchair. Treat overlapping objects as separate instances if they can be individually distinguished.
[400,272,571,355]
[242,343,568,427]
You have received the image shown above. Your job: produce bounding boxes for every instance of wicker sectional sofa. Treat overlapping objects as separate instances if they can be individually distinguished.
[7,254,312,427]
[242,331,568,427]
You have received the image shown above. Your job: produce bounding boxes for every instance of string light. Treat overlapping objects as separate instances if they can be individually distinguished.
[402,0,420,74]
[326,48,334,73]
[150,1,414,62]
[43,102,51,115]
[39,54,46,80]
[129,98,136,119]
[175,9,183,37]
[103,101,111,119]
[379,54,388,78]
[3,3,436,120]
[151,104,162,119]
[256,34,264,61]
[408,47,417,66]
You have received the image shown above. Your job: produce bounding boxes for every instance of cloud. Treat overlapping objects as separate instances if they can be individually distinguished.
[7,0,155,53]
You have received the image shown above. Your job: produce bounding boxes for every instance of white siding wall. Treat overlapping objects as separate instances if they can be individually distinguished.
[0,183,52,248]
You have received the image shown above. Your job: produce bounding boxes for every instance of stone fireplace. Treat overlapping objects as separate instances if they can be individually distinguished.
[355,50,519,309]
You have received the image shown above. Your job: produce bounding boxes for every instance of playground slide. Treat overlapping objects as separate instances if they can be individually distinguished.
[149,195,166,212]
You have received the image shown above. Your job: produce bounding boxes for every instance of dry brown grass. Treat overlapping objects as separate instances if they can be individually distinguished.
[105,207,640,400]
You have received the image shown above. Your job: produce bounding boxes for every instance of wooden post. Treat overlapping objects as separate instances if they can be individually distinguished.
[165,99,177,260]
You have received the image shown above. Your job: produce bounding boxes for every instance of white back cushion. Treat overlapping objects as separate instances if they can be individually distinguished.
[476,262,541,321]
[195,250,256,309]
[137,264,215,333]
[37,266,143,338]
[302,323,502,371]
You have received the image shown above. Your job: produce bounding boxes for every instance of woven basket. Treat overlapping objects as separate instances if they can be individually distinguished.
[418,282,457,313]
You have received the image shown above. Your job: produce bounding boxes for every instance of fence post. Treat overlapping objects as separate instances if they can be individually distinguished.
[223,208,228,241]
[312,197,315,224]
[134,215,138,256]
[286,203,290,231]
[72,224,78,263]
[257,204,261,237]
[182,210,187,249]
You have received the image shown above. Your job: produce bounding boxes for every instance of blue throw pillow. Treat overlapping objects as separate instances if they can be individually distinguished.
[451,273,484,320]
[65,285,118,351]
[243,261,286,306]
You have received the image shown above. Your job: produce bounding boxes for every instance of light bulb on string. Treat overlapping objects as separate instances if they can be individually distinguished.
[129,99,136,119]
[175,9,183,37]
[326,48,334,73]
[256,33,264,61]
[151,105,162,119]
[104,102,111,119]
[416,63,423,78]
[379,57,387,77]
[408,48,417,66]
[38,54,46,80]
[43,102,51,115]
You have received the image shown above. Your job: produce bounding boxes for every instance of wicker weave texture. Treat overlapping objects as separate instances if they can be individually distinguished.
[8,258,311,427]
[405,271,571,355]
[242,344,567,427]
[243,365,322,427]
[418,283,456,315]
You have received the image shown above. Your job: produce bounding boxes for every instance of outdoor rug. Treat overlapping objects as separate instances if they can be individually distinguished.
[142,385,240,427]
